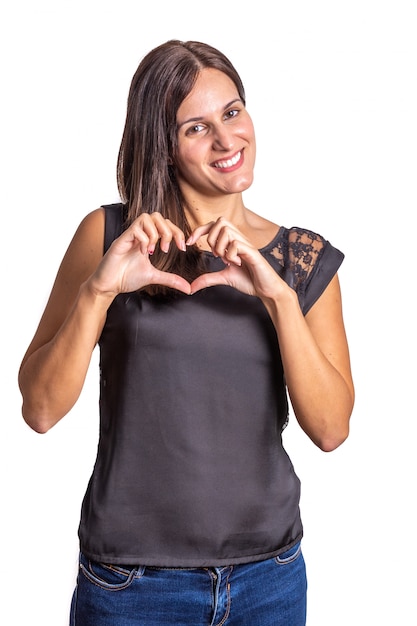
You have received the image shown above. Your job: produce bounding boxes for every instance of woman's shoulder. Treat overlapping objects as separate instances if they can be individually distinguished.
[263,224,344,299]
[264,225,329,259]
[69,207,106,255]
[246,209,327,254]
[245,209,281,249]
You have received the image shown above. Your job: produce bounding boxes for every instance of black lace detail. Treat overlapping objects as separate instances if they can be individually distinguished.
[269,227,326,290]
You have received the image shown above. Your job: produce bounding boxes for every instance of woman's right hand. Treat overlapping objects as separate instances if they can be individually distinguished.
[87,212,192,297]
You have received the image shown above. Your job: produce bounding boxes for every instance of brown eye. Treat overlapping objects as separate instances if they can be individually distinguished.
[186,123,205,135]
[225,109,239,120]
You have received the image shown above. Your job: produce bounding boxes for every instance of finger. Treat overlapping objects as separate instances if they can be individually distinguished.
[163,219,187,252]
[131,215,158,254]
[119,222,151,256]
[206,218,248,261]
[223,240,242,266]
[151,214,186,253]
[206,226,226,258]
[186,221,216,246]
[205,216,232,254]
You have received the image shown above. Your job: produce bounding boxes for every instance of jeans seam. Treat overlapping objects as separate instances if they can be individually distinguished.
[274,542,302,565]
[80,561,137,591]
[211,567,233,626]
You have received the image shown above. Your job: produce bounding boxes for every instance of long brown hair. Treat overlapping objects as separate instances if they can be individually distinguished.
[117,40,246,289]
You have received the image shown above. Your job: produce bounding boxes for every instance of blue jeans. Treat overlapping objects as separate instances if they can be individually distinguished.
[70,542,307,625]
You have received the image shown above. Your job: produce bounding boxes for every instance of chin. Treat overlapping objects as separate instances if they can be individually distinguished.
[231,174,254,193]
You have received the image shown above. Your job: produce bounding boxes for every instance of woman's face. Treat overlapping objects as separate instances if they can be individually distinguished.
[175,68,256,201]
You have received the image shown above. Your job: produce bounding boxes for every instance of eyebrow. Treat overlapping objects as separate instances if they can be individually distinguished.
[177,98,243,129]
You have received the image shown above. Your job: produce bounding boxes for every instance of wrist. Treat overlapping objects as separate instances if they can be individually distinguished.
[261,285,300,319]
[80,279,117,310]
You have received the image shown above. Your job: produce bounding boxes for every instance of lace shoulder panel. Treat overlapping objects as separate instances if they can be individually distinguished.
[268,227,326,290]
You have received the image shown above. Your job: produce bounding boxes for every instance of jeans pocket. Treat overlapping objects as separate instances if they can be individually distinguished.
[274,541,302,566]
[79,553,142,591]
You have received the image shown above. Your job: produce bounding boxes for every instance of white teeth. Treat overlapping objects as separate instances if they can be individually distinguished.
[214,151,241,168]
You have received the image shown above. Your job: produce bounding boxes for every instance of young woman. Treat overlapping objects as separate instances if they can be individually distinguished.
[18,40,354,626]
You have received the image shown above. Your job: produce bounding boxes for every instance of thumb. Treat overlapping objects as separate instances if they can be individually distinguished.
[190,270,229,294]
[153,269,192,295]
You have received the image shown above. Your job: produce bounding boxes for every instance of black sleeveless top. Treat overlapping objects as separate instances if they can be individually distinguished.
[78,203,344,566]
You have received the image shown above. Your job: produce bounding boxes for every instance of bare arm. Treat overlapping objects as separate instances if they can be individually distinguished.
[18,209,110,432]
[263,275,354,451]
[189,218,355,451]
[18,209,191,433]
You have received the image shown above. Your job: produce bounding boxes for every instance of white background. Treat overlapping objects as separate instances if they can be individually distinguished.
[1,1,416,624]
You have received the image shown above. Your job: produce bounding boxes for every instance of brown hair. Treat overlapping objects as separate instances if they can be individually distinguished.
[117,40,246,288]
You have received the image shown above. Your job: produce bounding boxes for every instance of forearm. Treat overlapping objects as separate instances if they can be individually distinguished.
[263,290,354,451]
[19,282,113,433]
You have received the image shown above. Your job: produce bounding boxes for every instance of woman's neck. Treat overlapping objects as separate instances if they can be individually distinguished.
[184,196,280,251]
[184,194,247,230]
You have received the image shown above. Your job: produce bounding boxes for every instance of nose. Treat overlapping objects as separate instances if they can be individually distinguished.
[212,125,234,151]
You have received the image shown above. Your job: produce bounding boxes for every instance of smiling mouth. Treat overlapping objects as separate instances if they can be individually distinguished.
[213,151,242,169]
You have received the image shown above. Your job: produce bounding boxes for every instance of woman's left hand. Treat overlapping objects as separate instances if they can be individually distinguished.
[187,217,288,301]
